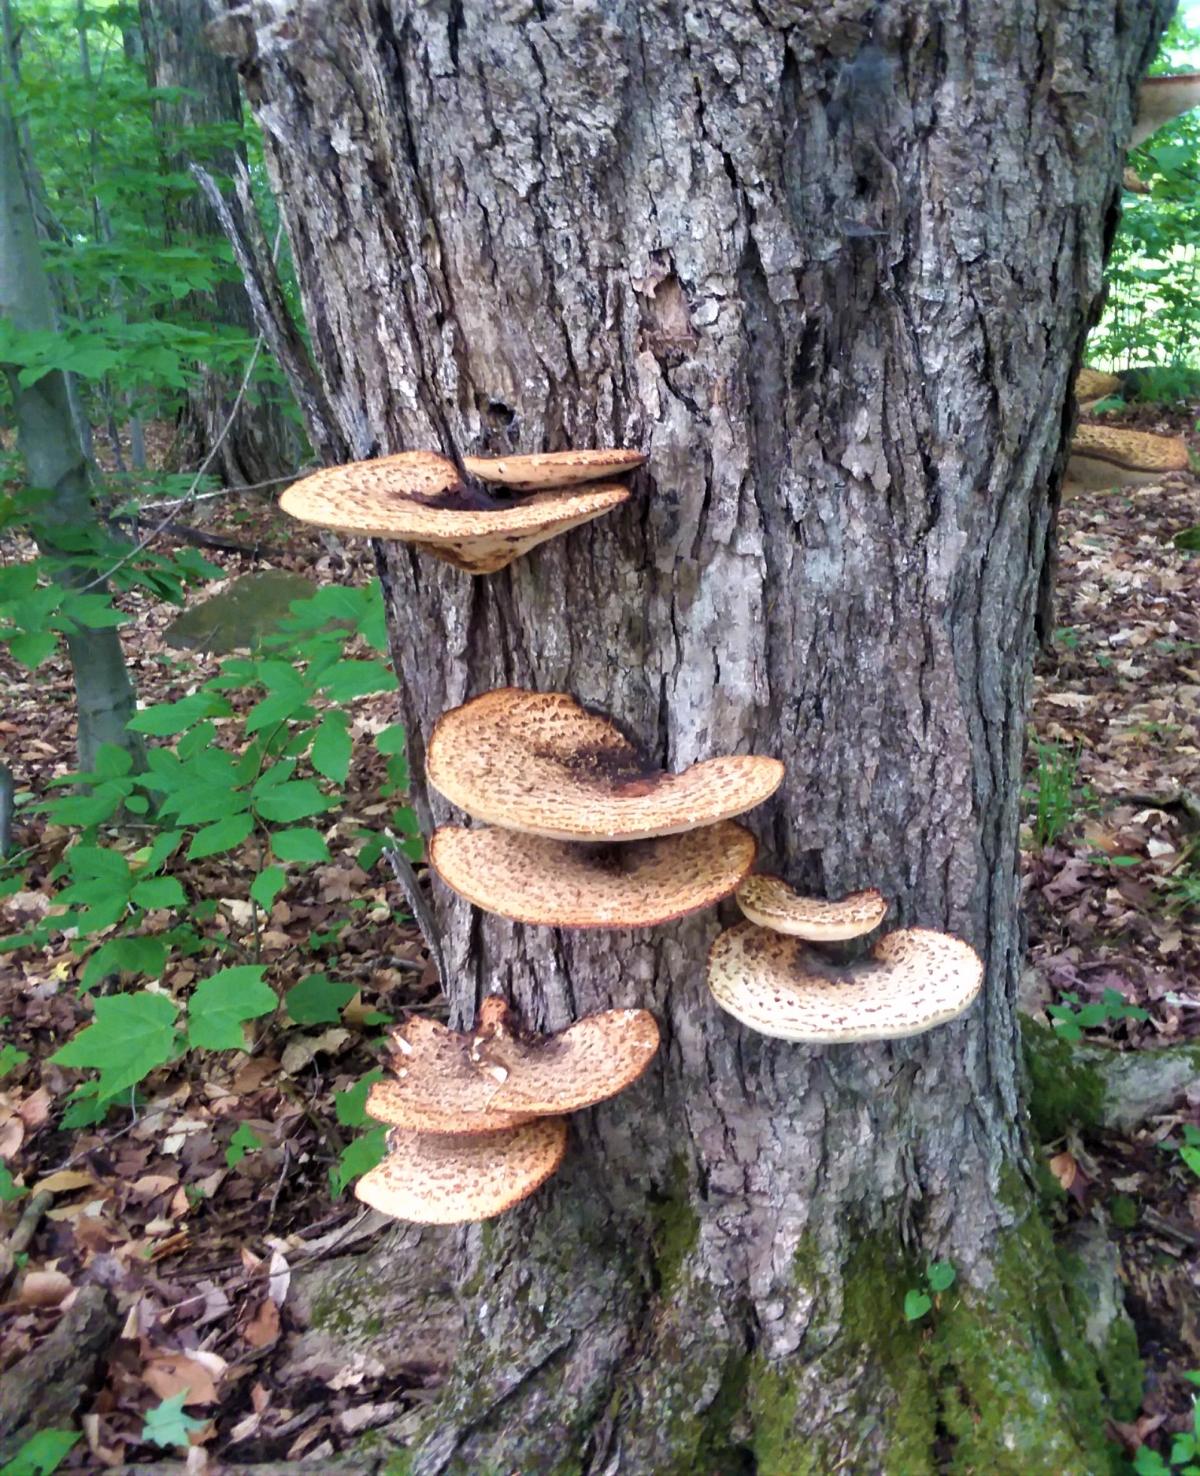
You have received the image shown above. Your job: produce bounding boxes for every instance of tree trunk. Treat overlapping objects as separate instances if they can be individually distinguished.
[222,3,1165,1470]
[0,77,144,776]
[140,0,299,489]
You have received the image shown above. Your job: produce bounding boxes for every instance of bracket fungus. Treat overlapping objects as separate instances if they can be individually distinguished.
[355,1119,569,1224]
[429,821,758,929]
[1066,424,1189,491]
[707,922,983,1043]
[356,997,660,1223]
[735,874,888,941]
[1132,73,1200,148]
[278,449,635,574]
[1074,368,1122,408]
[426,688,784,841]
[462,448,646,490]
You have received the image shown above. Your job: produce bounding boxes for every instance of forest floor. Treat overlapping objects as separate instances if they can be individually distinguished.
[1,415,1199,1470]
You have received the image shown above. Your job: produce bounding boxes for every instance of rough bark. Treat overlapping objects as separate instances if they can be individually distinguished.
[221,3,1167,1471]
[140,0,299,488]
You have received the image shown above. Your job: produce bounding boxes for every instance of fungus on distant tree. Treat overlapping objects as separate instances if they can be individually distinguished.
[1066,424,1189,491]
[1132,73,1200,148]
[279,449,638,574]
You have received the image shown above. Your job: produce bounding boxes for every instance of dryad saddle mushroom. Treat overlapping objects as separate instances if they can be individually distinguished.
[1066,424,1189,491]
[279,448,642,574]
[355,997,660,1223]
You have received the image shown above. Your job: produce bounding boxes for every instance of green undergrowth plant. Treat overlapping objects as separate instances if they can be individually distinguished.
[902,1260,957,1322]
[1046,990,1150,1042]
[1,577,418,1192]
[1133,1374,1200,1474]
[1024,741,1092,851]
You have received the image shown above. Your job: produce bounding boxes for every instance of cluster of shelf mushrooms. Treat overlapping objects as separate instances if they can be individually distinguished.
[276,73,1200,1224]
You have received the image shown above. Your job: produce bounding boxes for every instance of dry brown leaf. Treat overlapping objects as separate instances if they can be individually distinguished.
[18,1268,73,1307]
[243,1297,281,1348]
[142,1352,221,1406]
[33,1167,99,1195]
[1049,1151,1078,1191]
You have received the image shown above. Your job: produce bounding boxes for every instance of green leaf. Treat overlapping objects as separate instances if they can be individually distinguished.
[271,827,330,864]
[1180,1145,1200,1179]
[374,723,408,757]
[66,845,133,890]
[903,1290,932,1322]
[250,866,287,911]
[59,591,130,629]
[334,1069,384,1128]
[127,693,227,736]
[311,711,351,784]
[1133,1447,1171,1476]
[91,743,134,779]
[131,875,187,911]
[319,659,397,703]
[926,1261,956,1293]
[285,972,357,1025]
[0,1161,26,1203]
[186,966,276,1050]
[7,630,58,668]
[0,1042,30,1077]
[225,1123,264,1168]
[329,1126,387,1197]
[1174,526,1200,552]
[188,813,254,860]
[254,779,331,824]
[0,1427,79,1475]
[244,689,313,734]
[141,1392,207,1450]
[50,993,179,1099]
[80,936,167,990]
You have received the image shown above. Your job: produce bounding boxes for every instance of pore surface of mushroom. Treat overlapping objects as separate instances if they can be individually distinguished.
[462,448,647,490]
[279,450,631,574]
[429,821,758,928]
[354,1118,568,1223]
[707,921,983,1043]
[1066,424,1189,491]
[735,875,888,941]
[1074,368,1122,407]
[1132,73,1200,148]
[426,688,785,841]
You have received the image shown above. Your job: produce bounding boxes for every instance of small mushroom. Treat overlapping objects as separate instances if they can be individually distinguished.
[1066,424,1189,491]
[365,999,660,1129]
[426,688,784,841]
[1074,368,1122,409]
[429,820,757,928]
[735,875,887,941]
[279,450,631,574]
[354,1118,568,1223]
[1122,166,1151,195]
[707,921,983,1043]
[1132,73,1200,149]
[466,998,661,1114]
[462,448,647,491]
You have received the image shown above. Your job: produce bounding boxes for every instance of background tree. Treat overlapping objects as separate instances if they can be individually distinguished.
[0,64,143,776]
[138,0,299,488]
[217,2,1166,1470]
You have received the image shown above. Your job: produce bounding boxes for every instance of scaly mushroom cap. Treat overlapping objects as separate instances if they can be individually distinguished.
[354,1118,568,1223]
[365,1016,538,1134]
[429,821,758,928]
[735,875,887,941]
[1067,424,1190,490]
[461,448,646,490]
[426,689,785,841]
[468,999,660,1113]
[1122,167,1151,195]
[1074,368,1122,405]
[707,922,983,1043]
[279,451,629,574]
[1133,74,1200,148]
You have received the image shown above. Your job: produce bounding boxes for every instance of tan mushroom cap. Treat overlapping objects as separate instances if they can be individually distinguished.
[279,451,629,574]
[1074,368,1122,406]
[735,875,888,941]
[707,922,983,1043]
[1133,74,1200,148]
[469,999,661,1113]
[1122,167,1151,195]
[365,1016,538,1134]
[354,1118,568,1223]
[462,448,646,491]
[426,689,785,841]
[1067,424,1190,490]
[429,821,758,928]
